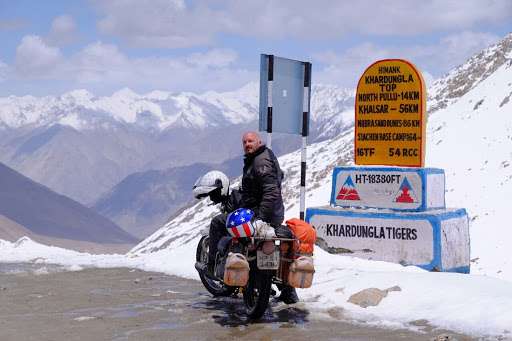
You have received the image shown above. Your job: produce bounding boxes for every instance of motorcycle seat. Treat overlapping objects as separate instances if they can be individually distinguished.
[275,225,294,239]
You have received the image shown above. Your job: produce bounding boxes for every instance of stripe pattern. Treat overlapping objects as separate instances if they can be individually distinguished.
[226,208,255,238]
[300,62,312,220]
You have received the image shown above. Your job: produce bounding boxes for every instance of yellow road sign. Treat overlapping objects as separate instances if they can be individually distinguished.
[354,59,426,167]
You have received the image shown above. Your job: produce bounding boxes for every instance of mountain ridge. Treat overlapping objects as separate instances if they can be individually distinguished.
[0,83,353,132]
[0,161,138,246]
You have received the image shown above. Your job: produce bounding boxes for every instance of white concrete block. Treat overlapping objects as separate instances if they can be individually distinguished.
[306,206,469,273]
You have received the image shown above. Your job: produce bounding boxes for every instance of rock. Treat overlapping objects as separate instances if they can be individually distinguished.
[348,288,388,308]
[347,285,402,308]
[386,285,401,293]
[327,307,345,320]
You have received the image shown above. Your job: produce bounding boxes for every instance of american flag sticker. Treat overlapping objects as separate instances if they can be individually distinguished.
[227,208,255,238]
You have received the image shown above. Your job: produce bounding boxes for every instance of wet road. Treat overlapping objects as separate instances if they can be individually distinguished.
[0,265,474,340]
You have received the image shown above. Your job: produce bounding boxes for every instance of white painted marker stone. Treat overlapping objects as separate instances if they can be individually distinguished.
[306,206,469,273]
[331,167,445,211]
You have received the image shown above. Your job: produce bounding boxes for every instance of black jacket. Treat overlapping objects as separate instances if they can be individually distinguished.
[241,145,284,226]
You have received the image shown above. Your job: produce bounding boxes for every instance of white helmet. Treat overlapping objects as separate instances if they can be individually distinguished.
[193,170,229,199]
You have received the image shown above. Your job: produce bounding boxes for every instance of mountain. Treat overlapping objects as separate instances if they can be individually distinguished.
[0,161,138,249]
[131,33,512,283]
[428,33,512,114]
[0,84,354,205]
[93,158,242,238]
[0,83,351,132]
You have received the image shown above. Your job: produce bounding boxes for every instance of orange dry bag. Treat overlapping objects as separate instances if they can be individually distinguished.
[285,218,316,255]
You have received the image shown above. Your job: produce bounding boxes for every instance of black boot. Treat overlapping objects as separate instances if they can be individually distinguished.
[278,286,299,304]
[207,258,215,276]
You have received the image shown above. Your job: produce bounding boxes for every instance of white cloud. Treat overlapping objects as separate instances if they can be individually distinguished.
[46,14,77,46]
[94,0,217,48]
[426,31,500,71]
[71,42,129,83]
[187,49,238,67]
[228,0,512,38]
[314,31,501,88]
[314,43,395,88]
[91,0,512,47]
[8,38,253,93]
[15,35,63,78]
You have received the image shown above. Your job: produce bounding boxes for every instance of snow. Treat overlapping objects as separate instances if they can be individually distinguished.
[1,236,511,338]
[427,61,512,281]
[0,82,354,136]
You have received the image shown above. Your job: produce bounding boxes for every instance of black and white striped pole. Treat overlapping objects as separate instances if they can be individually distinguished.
[300,62,311,220]
[266,55,274,148]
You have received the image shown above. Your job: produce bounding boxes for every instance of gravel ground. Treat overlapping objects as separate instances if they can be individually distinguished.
[0,265,474,341]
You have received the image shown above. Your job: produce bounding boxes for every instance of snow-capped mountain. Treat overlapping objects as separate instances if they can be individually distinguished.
[0,83,353,133]
[428,33,512,114]
[0,84,257,131]
[132,33,512,284]
[0,84,354,206]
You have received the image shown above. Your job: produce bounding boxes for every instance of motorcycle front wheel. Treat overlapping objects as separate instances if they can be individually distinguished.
[195,235,236,297]
[243,269,272,319]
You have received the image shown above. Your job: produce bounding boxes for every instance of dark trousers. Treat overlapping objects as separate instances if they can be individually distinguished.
[208,213,228,265]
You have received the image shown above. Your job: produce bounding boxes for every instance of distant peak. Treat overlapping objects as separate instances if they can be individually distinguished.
[112,87,140,98]
[143,90,171,100]
[62,89,94,100]
[14,236,34,247]
[428,32,512,114]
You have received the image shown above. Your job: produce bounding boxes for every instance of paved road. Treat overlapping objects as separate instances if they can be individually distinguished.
[0,265,474,340]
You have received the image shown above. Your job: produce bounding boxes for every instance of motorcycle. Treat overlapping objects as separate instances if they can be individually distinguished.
[194,216,314,319]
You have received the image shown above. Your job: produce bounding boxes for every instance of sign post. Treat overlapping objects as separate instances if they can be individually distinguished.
[354,59,426,167]
[259,55,312,220]
[304,59,470,273]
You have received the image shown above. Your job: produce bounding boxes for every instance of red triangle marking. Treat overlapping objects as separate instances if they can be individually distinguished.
[395,188,414,203]
[337,188,360,201]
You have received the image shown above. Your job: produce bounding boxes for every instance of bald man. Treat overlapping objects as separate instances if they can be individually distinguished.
[240,131,284,227]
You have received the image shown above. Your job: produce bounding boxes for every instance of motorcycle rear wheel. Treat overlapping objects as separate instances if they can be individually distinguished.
[243,269,272,319]
[196,235,236,297]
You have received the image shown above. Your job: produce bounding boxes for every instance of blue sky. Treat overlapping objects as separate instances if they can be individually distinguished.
[0,0,510,96]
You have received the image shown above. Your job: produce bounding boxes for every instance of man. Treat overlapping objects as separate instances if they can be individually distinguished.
[240,131,298,304]
[240,131,284,226]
